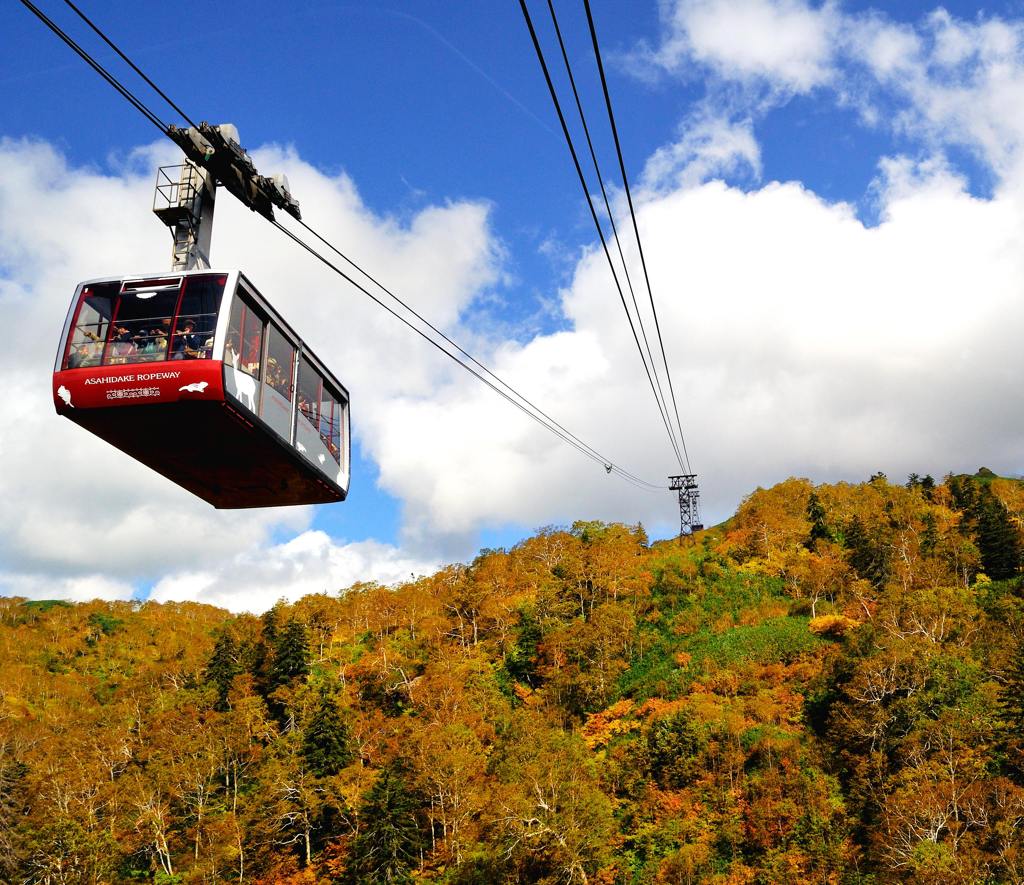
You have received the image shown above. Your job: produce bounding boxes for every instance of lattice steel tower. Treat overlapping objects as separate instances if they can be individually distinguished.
[669,474,703,537]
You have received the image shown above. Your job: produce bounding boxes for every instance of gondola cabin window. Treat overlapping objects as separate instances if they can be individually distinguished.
[62,276,225,369]
[170,274,225,359]
[295,356,343,469]
[320,387,343,464]
[261,323,295,442]
[224,292,265,414]
[65,282,116,368]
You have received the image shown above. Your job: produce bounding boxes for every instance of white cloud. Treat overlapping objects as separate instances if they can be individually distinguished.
[838,11,1024,177]
[353,160,1024,542]
[641,111,761,192]
[851,16,921,80]
[1,572,134,604]
[148,532,438,613]
[641,2,1024,183]
[648,0,839,92]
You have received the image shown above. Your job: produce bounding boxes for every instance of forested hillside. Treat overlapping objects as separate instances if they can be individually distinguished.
[3,470,1024,884]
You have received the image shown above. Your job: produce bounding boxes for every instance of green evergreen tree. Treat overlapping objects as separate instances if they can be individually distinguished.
[976,489,1021,580]
[921,511,938,557]
[253,601,284,692]
[261,602,283,645]
[949,475,978,530]
[303,691,353,777]
[999,638,1024,775]
[845,515,890,588]
[345,767,422,884]
[920,474,936,500]
[203,630,239,711]
[272,618,310,688]
[505,605,541,686]
[806,491,831,547]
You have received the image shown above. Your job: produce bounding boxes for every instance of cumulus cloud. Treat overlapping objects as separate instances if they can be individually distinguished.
[639,1,1024,183]
[859,11,1024,178]
[645,0,839,93]
[641,111,761,193]
[347,153,1024,550]
[1,572,135,604]
[148,532,438,613]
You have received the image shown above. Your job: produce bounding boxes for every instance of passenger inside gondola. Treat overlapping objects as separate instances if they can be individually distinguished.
[79,328,105,366]
[64,283,225,367]
[67,343,91,369]
[108,325,134,363]
[141,325,168,360]
[224,296,264,377]
[171,320,204,359]
[267,357,287,393]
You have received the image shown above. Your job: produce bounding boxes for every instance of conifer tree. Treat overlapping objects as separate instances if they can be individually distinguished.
[845,515,891,588]
[920,511,938,557]
[1000,638,1024,774]
[806,491,831,547]
[272,619,310,688]
[303,691,353,777]
[647,710,703,789]
[203,630,239,711]
[345,767,422,884]
[976,489,1022,580]
[261,603,282,645]
[253,602,284,692]
[949,475,978,529]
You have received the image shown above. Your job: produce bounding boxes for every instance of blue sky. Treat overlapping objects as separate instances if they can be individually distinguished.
[3,0,1024,610]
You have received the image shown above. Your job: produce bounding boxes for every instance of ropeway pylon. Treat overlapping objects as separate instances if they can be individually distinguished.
[669,474,703,538]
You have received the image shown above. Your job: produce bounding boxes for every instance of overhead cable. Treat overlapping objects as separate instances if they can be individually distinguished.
[544,0,683,468]
[517,0,686,473]
[61,0,201,131]
[583,0,693,473]
[18,0,168,134]
[273,219,664,493]
[293,215,664,490]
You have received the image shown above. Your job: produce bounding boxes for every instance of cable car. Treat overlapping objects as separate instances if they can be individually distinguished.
[52,269,350,508]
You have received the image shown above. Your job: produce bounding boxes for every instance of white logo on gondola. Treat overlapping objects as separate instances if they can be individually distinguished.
[179,381,209,393]
[318,454,326,464]
[57,385,74,408]
[226,350,256,411]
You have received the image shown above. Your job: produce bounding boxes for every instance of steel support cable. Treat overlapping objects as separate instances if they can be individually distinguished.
[583,0,693,474]
[544,0,683,466]
[517,0,686,473]
[19,0,668,491]
[18,0,168,134]
[271,219,664,493]
[61,0,201,131]
[292,218,661,490]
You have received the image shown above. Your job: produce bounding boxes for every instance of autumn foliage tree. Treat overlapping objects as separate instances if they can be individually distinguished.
[0,469,1021,882]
